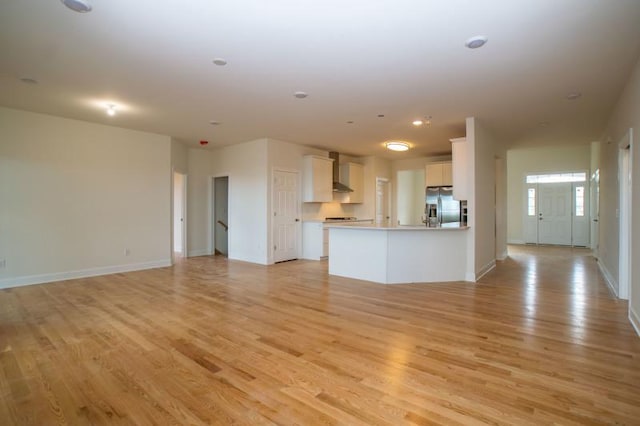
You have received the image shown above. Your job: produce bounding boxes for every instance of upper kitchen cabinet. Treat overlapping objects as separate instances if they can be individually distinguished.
[303,155,333,202]
[450,137,468,200]
[339,162,364,203]
[425,161,453,187]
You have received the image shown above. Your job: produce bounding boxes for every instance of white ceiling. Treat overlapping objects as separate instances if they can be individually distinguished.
[1,0,640,158]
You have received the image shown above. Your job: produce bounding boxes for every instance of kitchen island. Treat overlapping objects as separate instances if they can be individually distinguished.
[328,223,469,284]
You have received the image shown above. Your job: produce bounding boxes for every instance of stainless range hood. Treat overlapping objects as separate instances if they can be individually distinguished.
[329,151,354,193]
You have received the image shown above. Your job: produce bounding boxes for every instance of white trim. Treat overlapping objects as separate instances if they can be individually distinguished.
[507,239,525,245]
[597,260,619,298]
[630,308,640,338]
[188,249,210,257]
[476,259,496,281]
[496,250,508,261]
[0,260,172,290]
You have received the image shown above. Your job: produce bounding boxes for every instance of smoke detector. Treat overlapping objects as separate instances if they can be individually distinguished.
[61,0,93,13]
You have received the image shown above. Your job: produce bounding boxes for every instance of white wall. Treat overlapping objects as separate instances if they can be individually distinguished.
[598,55,640,333]
[506,145,591,243]
[0,107,171,288]
[186,147,214,257]
[467,117,500,279]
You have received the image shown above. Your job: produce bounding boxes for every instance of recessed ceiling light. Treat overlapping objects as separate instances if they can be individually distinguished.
[566,92,582,100]
[294,91,308,99]
[61,0,92,13]
[412,120,423,126]
[106,104,116,116]
[212,58,227,66]
[385,141,410,152]
[465,36,488,49]
[346,121,354,124]
[377,114,385,118]
[209,120,220,125]
[538,121,550,127]
[20,77,38,85]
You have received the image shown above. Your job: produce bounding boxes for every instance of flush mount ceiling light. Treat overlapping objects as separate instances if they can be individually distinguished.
[412,119,423,126]
[566,92,582,100]
[465,35,488,49]
[209,120,220,125]
[385,141,410,152]
[106,104,116,116]
[61,0,92,13]
[212,58,227,66]
[294,91,308,99]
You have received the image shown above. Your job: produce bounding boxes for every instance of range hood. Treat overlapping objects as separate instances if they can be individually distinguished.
[329,151,354,193]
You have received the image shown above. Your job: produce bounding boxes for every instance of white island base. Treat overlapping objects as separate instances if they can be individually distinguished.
[328,224,469,284]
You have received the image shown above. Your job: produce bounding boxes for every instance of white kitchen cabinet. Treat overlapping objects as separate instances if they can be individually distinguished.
[302,221,327,260]
[450,137,468,200]
[303,155,333,202]
[339,162,364,203]
[425,161,452,187]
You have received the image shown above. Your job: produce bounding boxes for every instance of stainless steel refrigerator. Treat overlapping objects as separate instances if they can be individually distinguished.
[426,186,461,224]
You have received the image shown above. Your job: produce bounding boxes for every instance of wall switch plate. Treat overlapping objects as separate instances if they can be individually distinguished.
[0,259,5,268]
[124,248,130,256]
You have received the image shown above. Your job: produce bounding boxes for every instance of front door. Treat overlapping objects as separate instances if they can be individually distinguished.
[273,170,299,263]
[538,182,572,245]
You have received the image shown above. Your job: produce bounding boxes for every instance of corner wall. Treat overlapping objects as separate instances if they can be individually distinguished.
[0,107,172,288]
[598,54,640,333]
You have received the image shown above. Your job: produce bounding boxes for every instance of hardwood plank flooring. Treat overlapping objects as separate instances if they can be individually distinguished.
[1,245,639,425]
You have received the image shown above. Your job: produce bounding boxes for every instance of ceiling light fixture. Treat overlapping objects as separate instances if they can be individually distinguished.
[61,0,92,13]
[209,120,220,125]
[566,92,582,100]
[465,36,488,49]
[294,91,308,99]
[412,120,423,126]
[385,141,410,152]
[212,58,227,66]
[106,104,116,116]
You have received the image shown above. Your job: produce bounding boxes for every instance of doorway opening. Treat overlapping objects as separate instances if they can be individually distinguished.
[172,171,187,262]
[523,172,589,246]
[213,176,229,257]
[618,129,633,300]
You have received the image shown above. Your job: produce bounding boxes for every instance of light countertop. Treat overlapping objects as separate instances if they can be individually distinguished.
[326,222,469,231]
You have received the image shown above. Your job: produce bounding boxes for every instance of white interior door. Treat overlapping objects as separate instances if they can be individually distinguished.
[376,178,391,224]
[273,170,299,262]
[172,171,187,259]
[538,182,572,245]
[590,173,600,254]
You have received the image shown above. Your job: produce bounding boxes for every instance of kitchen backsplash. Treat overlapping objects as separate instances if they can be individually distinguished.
[302,201,356,221]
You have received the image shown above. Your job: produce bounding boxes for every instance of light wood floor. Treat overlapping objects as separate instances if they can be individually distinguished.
[1,246,639,425]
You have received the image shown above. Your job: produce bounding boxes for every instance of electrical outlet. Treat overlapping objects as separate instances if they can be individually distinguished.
[124,248,130,256]
[0,259,5,269]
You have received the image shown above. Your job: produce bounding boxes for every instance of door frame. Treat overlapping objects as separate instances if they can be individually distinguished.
[270,167,301,264]
[209,173,230,257]
[618,129,633,300]
[171,169,187,264]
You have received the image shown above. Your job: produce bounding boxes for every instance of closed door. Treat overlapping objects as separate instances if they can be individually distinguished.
[376,178,390,224]
[538,182,572,245]
[273,170,299,262]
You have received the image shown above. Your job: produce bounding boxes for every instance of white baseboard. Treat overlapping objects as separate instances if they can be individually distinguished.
[507,239,525,245]
[476,259,496,281]
[0,259,172,290]
[188,249,211,257]
[496,250,508,261]
[597,260,619,298]
[630,307,640,338]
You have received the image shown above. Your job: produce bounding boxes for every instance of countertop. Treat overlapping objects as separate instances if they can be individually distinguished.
[303,219,375,224]
[326,222,469,231]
